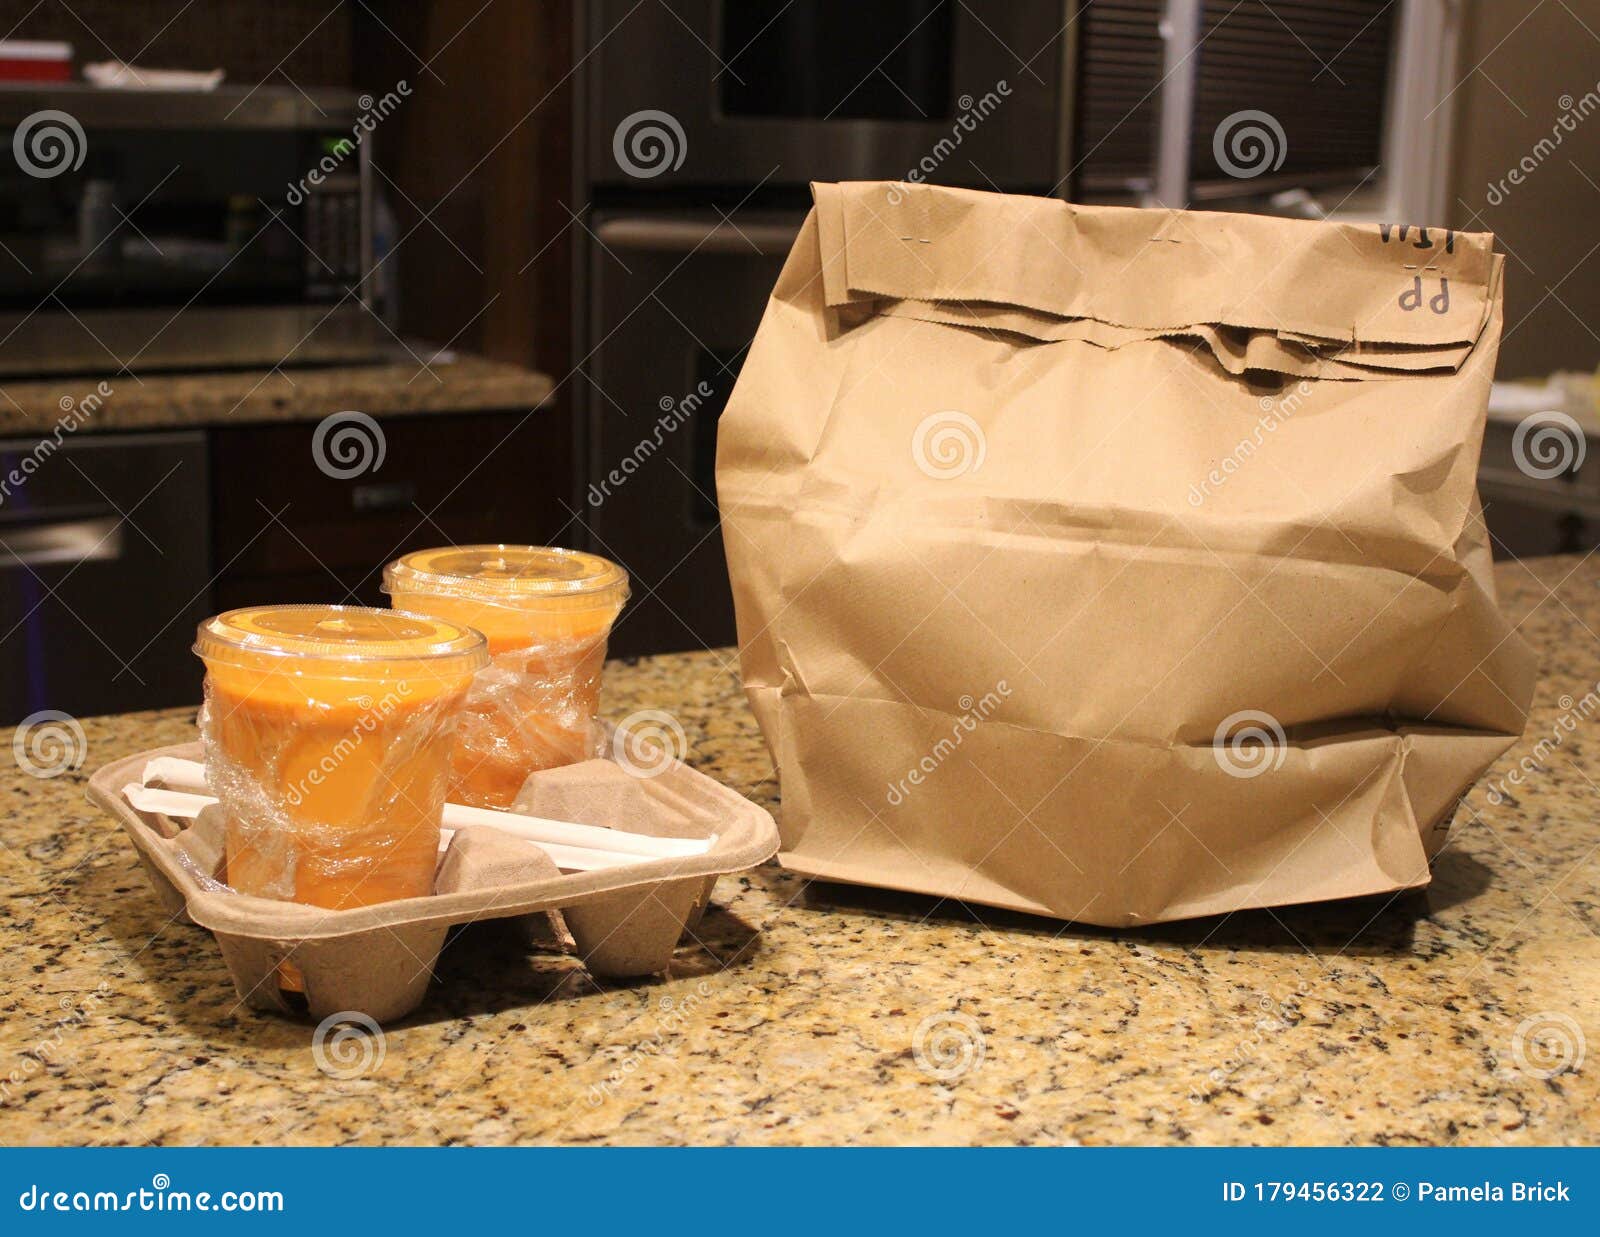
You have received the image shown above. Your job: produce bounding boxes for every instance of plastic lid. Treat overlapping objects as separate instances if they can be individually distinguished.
[383,545,629,605]
[195,604,488,676]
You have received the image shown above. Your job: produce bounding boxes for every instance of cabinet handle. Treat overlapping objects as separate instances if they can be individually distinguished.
[350,480,417,512]
[0,515,123,568]
[593,217,803,255]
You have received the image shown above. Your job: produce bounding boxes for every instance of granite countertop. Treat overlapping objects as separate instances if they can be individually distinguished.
[0,353,553,437]
[2,556,1595,1146]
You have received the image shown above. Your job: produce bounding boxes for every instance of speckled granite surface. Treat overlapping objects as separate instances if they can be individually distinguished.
[1,556,1595,1146]
[0,354,551,437]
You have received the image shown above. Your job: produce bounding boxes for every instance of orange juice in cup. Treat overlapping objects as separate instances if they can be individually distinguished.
[382,546,630,808]
[194,605,488,910]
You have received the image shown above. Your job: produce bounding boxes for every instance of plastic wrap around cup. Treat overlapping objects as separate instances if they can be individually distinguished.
[382,545,630,809]
[193,605,488,911]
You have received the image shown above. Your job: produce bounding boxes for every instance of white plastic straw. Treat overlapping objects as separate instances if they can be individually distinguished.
[120,783,651,874]
[139,757,709,859]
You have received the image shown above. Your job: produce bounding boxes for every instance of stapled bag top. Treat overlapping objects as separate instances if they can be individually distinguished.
[813,181,1494,372]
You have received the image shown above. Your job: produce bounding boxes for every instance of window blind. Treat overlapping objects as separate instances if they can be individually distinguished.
[1073,0,1399,200]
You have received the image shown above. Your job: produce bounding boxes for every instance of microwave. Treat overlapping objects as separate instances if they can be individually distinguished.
[582,0,1068,194]
[0,83,389,376]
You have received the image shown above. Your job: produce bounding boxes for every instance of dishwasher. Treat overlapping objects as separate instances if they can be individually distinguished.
[0,430,209,725]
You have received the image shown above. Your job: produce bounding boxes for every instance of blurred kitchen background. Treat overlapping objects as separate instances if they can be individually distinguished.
[0,0,1597,724]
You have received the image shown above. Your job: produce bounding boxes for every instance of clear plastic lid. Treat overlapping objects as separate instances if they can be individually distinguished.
[382,545,630,608]
[195,604,489,677]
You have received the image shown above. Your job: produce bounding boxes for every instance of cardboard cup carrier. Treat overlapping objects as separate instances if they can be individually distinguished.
[91,733,777,1022]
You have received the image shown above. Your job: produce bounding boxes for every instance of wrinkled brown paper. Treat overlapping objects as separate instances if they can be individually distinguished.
[716,182,1536,926]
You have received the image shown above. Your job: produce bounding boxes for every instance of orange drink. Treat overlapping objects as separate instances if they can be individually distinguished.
[194,605,488,910]
[382,546,630,808]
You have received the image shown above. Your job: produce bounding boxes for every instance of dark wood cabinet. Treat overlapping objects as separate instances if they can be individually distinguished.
[210,410,571,612]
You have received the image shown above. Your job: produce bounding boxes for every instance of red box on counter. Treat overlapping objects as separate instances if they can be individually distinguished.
[0,40,72,82]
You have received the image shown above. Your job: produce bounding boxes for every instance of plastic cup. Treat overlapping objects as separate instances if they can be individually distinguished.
[194,605,488,910]
[382,545,630,808]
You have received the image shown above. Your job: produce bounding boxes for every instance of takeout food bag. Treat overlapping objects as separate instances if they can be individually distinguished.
[716,181,1536,926]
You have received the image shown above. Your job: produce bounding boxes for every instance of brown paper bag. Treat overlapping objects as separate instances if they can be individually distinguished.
[717,181,1536,926]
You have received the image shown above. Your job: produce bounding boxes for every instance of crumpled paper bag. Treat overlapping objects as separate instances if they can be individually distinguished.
[716,181,1536,926]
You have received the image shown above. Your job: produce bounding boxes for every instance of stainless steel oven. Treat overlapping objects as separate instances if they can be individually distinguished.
[0,429,210,724]
[583,0,1070,191]
[574,1,1073,655]
[0,84,387,376]
[583,211,802,656]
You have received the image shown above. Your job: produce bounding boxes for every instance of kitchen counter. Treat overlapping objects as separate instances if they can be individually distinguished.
[0,353,552,437]
[2,555,1596,1146]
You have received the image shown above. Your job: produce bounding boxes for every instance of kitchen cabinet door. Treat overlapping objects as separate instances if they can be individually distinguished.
[0,430,209,724]
[210,409,571,610]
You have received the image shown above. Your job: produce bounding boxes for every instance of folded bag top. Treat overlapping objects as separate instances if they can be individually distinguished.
[717,181,1535,927]
[815,181,1494,375]
[818,181,1498,341]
